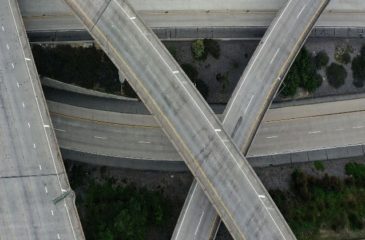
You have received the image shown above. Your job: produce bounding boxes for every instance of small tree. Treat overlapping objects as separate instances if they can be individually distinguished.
[191,39,207,61]
[351,45,365,85]
[326,63,347,89]
[315,51,329,69]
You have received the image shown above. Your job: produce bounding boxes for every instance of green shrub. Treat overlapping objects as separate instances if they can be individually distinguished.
[191,39,207,61]
[335,44,353,64]
[314,161,325,172]
[281,48,321,97]
[204,39,220,59]
[345,162,365,184]
[353,79,364,88]
[341,52,351,64]
[315,51,329,69]
[181,63,198,80]
[180,63,209,99]
[193,79,209,99]
[79,181,171,240]
[352,45,365,84]
[326,63,347,88]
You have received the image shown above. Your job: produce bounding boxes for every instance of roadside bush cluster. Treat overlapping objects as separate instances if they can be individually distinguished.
[352,45,365,88]
[191,39,220,61]
[78,179,171,240]
[281,48,322,97]
[271,168,365,240]
[32,44,120,94]
[181,63,209,99]
[314,51,329,69]
[335,44,353,65]
[326,63,347,89]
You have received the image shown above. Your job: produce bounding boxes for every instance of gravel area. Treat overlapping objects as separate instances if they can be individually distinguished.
[164,38,365,104]
[164,40,257,103]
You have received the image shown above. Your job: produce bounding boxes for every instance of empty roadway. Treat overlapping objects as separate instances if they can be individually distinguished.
[0,0,84,239]
[64,0,294,239]
[17,0,365,32]
[172,0,329,239]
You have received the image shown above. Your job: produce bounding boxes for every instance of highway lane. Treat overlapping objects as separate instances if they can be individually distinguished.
[18,0,365,31]
[173,0,329,239]
[64,0,294,239]
[48,97,365,165]
[0,0,84,239]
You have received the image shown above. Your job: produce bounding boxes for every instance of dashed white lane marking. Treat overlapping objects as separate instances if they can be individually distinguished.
[138,141,151,144]
[11,63,14,69]
[244,95,255,114]
[22,102,25,108]
[33,143,36,149]
[297,5,306,19]
[215,129,222,132]
[44,124,50,128]
[44,186,48,193]
[308,131,321,134]
[129,16,136,20]
[51,210,54,216]
[16,82,20,88]
[94,136,107,140]
[258,195,266,199]
[39,165,42,170]
[57,233,60,239]
[270,48,280,64]
[1,26,4,31]
[353,126,364,129]
[6,44,9,50]
[25,57,31,61]
[55,128,66,132]
[194,211,205,236]
[172,70,179,74]
[266,136,278,139]
[27,122,30,128]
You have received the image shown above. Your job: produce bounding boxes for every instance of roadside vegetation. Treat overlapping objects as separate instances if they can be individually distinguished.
[280,48,322,97]
[66,164,173,240]
[326,63,347,89]
[191,39,221,61]
[352,45,365,88]
[32,44,121,94]
[271,163,365,240]
[180,63,209,99]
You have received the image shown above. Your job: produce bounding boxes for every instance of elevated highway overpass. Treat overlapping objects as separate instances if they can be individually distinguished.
[0,0,84,239]
[172,0,330,239]
[64,0,295,239]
